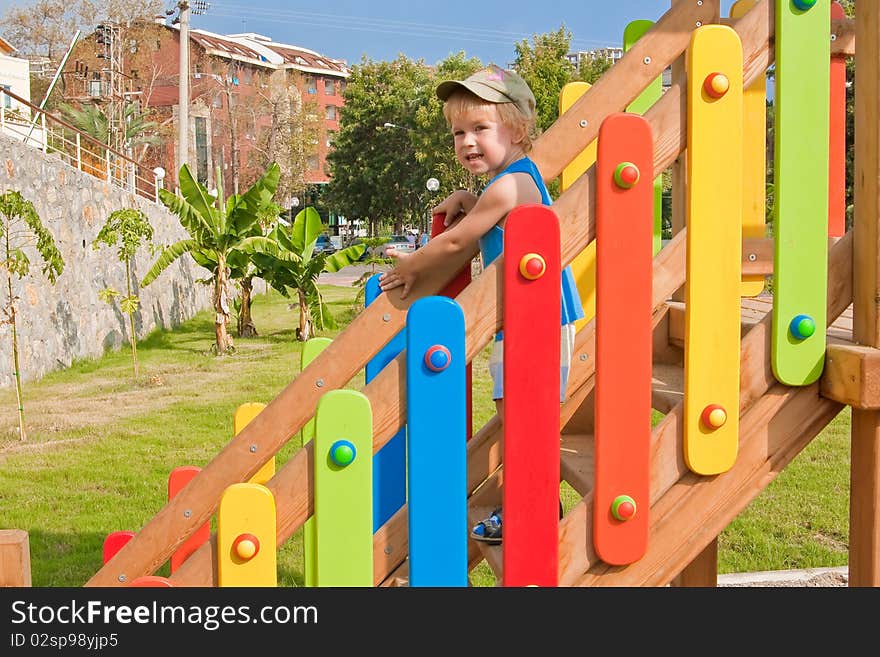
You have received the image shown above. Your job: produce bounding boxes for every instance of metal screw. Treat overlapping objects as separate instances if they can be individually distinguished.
[382,313,391,322]
[579,119,588,128]
[250,444,258,453]
[696,21,703,27]
[184,509,192,518]
[579,354,588,361]
[384,546,392,555]
[118,574,126,582]
[643,56,652,65]
[316,378,325,388]
[831,34,837,41]
[748,253,757,262]
[697,1,703,5]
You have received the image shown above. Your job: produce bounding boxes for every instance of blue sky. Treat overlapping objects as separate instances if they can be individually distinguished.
[2,0,736,66]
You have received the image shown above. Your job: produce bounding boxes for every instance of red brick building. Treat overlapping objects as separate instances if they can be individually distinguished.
[62,19,349,218]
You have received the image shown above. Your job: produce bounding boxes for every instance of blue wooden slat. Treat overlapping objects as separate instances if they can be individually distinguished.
[365,274,407,531]
[406,296,468,587]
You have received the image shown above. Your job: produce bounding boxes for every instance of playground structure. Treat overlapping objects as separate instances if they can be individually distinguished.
[3,0,880,587]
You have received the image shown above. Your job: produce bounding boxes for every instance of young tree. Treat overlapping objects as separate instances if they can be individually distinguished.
[142,162,281,355]
[243,206,365,341]
[92,207,154,379]
[0,191,64,441]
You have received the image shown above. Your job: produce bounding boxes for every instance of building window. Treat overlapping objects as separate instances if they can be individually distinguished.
[324,79,335,96]
[1,85,10,109]
[325,105,336,120]
[306,76,316,94]
[307,154,319,170]
[88,80,103,97]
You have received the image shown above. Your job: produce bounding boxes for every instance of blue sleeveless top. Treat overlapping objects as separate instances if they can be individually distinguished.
[478,157,585,340]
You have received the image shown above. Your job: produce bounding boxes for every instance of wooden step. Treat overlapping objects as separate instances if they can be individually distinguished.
[652,362,684,414]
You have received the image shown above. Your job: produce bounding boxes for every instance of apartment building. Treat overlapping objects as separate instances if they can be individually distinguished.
[61,19,349,211]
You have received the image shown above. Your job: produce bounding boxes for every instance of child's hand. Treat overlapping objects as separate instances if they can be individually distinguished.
[378,249,416,299]
[433,190,477,226]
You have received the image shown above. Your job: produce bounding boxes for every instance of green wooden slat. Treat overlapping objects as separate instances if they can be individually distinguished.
[314,389,373,586]
[625,19,663,255]
[301,336,333,588]
[771,0,830,385]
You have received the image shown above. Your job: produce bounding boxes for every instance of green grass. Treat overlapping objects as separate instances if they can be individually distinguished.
[0,282,851,586]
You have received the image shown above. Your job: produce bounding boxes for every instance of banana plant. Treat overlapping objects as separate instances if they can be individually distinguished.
[142,162,280,355]
[0,191,64,441]
[243,206,365,341]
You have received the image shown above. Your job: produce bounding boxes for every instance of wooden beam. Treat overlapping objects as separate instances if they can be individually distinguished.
[850,1,880,587]
[0,530,31,587]
[821,344,880,409]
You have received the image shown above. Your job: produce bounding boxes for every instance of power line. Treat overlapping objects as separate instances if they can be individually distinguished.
[201,2,617,51]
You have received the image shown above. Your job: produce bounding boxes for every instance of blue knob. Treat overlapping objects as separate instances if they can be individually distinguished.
[789,314,816,340]
[329,439,356,466]
[793,0,816,10]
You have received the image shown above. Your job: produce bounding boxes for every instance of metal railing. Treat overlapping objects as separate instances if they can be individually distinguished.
[0,87,162,203]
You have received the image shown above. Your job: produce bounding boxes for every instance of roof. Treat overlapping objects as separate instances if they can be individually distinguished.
[171,25,349,78]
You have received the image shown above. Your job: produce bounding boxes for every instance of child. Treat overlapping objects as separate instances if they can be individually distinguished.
[378,64,584,544]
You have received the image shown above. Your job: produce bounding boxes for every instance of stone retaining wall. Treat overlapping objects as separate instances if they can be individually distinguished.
[0,134,213,387]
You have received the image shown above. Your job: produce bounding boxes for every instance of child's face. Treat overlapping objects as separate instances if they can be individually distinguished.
[450,104,523,178]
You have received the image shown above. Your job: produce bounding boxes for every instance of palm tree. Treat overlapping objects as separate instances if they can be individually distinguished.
[141,162,281,355]
[56,102,161,177]
[244,206,366,341]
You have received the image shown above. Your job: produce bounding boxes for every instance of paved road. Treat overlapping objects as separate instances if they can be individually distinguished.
[317,262,389,287]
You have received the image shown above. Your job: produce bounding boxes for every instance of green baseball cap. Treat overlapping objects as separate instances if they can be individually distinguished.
[436,64,536,119]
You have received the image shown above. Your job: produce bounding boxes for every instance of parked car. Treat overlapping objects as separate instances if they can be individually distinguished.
[379,234,416,257]
[313,234,336,255]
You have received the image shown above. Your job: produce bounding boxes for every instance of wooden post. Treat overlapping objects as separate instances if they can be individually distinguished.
[669,0,722,589]
[850,1,880,587]
[0,530,32,587]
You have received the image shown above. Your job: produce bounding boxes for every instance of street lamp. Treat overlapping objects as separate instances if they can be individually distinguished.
[423,177,440,237]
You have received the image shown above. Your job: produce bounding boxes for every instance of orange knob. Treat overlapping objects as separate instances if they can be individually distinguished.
[701,404,727,430]
[233,533,260,560]
[704,72,730,99]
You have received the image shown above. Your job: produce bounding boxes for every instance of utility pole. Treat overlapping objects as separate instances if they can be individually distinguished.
[178,1,190,172]
[172,0,209,174]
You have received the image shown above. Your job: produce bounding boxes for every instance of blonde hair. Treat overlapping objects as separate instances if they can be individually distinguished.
[442,89,535,152]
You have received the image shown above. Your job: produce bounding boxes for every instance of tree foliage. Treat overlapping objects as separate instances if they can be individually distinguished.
[324,55,438,237]
[513,26,577,133]
[0,0,161,62]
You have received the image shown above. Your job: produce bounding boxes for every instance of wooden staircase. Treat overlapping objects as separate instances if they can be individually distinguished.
[81,0,880,588]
